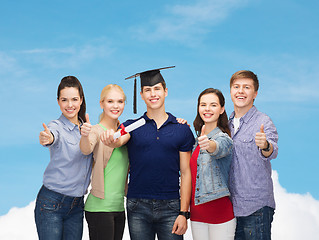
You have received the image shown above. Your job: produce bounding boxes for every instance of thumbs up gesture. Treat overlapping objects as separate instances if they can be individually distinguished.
[39,123,54,146]
[80,113,92,137]
[198,125,210,151]
[255,124,268,149]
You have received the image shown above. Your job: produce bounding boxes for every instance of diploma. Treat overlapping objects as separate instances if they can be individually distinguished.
[113,118,146,139]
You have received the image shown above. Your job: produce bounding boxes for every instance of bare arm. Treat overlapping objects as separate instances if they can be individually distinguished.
[79,135,93,155]
[172,151,192,235]
[79,114,94,155]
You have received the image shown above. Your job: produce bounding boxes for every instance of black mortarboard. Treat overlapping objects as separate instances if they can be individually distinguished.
[125,66,175,114]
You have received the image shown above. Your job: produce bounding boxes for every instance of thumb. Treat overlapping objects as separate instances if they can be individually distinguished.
[171,221,178,234]
[260,124,264,133]
[85,113,90,124]
[200,125,206,136]
[42,123,50,133]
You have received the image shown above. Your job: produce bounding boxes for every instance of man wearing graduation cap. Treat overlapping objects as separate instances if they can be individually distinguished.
[101,66,195,240]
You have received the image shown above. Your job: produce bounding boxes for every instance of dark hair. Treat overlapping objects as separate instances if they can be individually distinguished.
[230,70,259,91]
[193,88,231,137]
[57,76,87,122]
[141,81,166,92]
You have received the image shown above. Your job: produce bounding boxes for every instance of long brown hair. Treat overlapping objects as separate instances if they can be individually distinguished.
[193,88,230,137]
[57,76,87,122]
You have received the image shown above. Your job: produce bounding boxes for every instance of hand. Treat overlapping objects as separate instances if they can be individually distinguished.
[81,113,92,137]
[172,215,188,235]
[198,125,210,150]
[255,124,268,149]
[176,118,190,127]
[39,123,53,146]
[100,129,118,147]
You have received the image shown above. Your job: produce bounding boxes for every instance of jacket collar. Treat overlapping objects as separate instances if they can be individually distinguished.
[206,127,222,139]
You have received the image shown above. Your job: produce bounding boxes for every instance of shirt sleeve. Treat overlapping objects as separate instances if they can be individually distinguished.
[46,120,60,148]
[258,115,279,161]
[210,134,233,159]
[179,125,195,152]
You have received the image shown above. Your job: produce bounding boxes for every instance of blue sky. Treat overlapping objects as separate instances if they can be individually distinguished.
[0,0,318,216]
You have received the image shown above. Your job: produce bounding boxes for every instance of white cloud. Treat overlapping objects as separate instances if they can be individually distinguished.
[272,171,319,239]
[0,51,27,76]
[214,50,319,103]
[132,0,249,44]
[1,171,319,240]
[0,52,17,73]
[169,0,246,22]
[257,55,319,103]
[16,43,115,69]
[0,40,115,80]
[0,201,38,240]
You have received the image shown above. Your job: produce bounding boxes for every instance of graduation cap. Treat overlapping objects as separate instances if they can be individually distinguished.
[125,66,175,114]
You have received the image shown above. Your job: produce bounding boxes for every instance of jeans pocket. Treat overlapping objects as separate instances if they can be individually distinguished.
[166,199,180,213]
[37,198,60,212]
[127,199,139,212]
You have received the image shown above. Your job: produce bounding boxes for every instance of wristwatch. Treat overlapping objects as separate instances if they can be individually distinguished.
[179,211,190,219]
[262,140,271,152]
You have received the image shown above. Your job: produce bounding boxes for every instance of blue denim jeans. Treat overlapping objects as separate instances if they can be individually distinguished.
[34,185,84,240]
[235,206,274,240]
[127,198,183,240]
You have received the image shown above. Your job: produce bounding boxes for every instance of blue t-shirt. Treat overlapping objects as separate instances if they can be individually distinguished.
[123,112,195,200]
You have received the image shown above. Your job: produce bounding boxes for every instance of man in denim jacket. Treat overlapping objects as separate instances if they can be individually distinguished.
[228,70,279,240]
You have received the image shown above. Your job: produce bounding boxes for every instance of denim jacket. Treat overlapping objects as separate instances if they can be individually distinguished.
[193,127,233,205]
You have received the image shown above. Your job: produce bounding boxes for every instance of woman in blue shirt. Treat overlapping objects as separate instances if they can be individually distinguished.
[34,76,93,240]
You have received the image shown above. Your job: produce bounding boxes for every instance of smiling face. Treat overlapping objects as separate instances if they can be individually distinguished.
[100,88,125,120]
[230,78,258,115]
[140,83,167,110]
[199,93,225,128]
[57,87,83,124]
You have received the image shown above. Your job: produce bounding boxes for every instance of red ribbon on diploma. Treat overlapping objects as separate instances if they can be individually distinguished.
[119,124,128,136]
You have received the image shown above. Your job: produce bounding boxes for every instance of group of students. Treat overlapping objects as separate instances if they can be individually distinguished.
[34,68,278,240]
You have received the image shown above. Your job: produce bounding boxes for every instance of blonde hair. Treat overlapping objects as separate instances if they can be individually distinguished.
[99,84,126,122]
